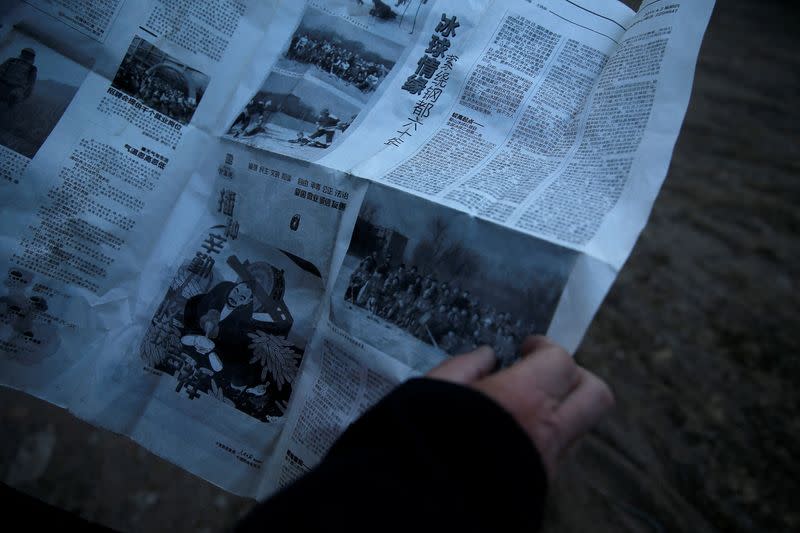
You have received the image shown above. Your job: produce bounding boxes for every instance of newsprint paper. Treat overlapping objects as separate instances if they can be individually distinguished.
[0,0,714,497]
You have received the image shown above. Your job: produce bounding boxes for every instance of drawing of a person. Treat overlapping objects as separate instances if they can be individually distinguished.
[182,280,281,391]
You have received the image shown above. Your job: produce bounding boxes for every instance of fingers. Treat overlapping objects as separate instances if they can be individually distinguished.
[556,368,614,450]
[519,334,551,356]
[466,336,614,480]
[500,337,580,401]
[426,345,496,384]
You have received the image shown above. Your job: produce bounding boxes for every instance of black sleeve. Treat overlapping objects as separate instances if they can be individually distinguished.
[236,377,548,532]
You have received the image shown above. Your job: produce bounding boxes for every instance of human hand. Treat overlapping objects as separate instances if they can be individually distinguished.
[200,309,221,338]
[426,336,614,479]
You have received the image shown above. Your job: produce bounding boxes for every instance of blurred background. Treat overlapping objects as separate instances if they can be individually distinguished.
[2,0,798,530]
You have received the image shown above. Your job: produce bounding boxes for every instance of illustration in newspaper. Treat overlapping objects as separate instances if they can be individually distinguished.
[331,184,578,367]
[139,229,322,423]
[138,174,327,423]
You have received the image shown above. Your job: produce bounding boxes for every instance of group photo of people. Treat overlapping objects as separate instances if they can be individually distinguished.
[333,184,578,367]
[274,6,402,102]
[111,36,209,126]
[225,6,404,159]
[286,32,390,94]
[344,253,532,365]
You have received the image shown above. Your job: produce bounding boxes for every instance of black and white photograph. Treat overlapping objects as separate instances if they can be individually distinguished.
[111,36,210,126]
[139,228,324,423]
[331,184,578,367]
[0,30,88,159]
[225,4,406,159]
[274,6,403,103]
[340,0,436,44]
[226,71,360,159]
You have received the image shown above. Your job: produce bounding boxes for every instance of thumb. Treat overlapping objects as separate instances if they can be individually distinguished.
[426,346,496,385]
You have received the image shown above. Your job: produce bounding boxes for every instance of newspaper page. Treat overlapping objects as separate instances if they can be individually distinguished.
[257,318,416,498]
[0,0,715,499]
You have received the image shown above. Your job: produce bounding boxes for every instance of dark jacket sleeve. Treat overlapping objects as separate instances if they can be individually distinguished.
[237,377,548,532]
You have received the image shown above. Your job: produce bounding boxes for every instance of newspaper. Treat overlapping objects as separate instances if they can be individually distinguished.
[0,0,714,498]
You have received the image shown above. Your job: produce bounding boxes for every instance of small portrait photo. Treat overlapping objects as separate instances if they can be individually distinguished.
[0,30,88,159]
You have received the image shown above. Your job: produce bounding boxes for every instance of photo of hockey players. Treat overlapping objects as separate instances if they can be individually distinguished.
[350,0,418,23]
[331,185,578,367]
[342,1,437,44]
[225,4,405,160]
[139,231,325,423]
[225,72,360,159]
[111,36,209,126]
[0,31,88,158]
[274,6,403,103]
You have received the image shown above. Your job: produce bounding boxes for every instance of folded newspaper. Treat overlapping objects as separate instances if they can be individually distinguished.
[0,0,714,497]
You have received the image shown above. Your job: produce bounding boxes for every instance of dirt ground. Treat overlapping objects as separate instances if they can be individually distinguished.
[2,0,798,531]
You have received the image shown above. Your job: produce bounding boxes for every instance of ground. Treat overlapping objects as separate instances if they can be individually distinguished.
[2,0,798,531]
